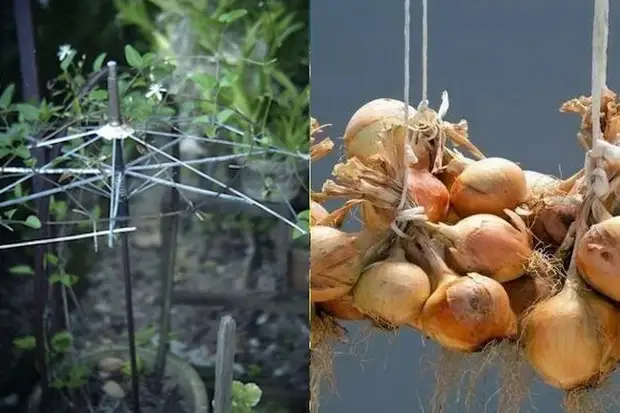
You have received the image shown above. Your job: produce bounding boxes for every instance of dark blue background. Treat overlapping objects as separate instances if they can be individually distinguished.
[311,1,620,412]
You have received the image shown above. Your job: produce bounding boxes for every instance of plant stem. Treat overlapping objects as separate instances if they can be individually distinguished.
[13,1,49,411]
[154,129,181,390]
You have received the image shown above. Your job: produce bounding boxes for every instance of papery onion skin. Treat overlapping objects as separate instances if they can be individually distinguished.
[353,247,431,327]
[450,157,528,217]
[310,226,364,302]
[420,272,517,352]
[319,294,366,321]
[530,196,579,246]
[344,98,417,160]
[436,213,533,283]
[310,201,330,226]
[522,285,620,390]
[576,216,620,302]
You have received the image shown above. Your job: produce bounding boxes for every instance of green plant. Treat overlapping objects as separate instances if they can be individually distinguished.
[231,380,263,413]
[114,0,309,155]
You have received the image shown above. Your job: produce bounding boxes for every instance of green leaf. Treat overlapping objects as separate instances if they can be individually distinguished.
[60,50,76,71]
[9,265,34,275]
[0,84,15,109]
[49,273,79,287]
[50,199,68,220]
[122,355,144,376]
[88,89,108,101]
[23,215,41,229]
[44,253,59,266]
[13,145,31,159]
[216,109,235,125]
[92,52,107,71]
[220,72,239,88]
[15,103,40,122]
[218,9,248,24]
[3,209,17,219]
[292,209,310,240]
[124,45,143,69]
[190,73,218,91]
[13,336,36,350]
[51,331,73,353]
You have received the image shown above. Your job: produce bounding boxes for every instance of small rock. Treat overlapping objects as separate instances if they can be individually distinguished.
[102,380,125,399]
[98,357,125,373]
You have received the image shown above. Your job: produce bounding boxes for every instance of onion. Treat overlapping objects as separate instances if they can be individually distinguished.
[310,201,329,226]
[409,237,517,352]
[521,273,620,390]
[310,226,379,302]
[352,244,431,328]
[424,210,533,283]
[343,98,417,160]
[319,294,366,321]
[576,216,620,302]
[530,195,580,246]
[407,165,450,222]
[503,273,559,320]
[449,157,528,217]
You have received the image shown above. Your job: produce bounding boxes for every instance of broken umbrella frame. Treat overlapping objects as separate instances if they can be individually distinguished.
[7,2,308,410]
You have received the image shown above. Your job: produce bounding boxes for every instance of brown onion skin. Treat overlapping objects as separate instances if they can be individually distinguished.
[530,197,579,245]
[450,157,528,217]
[408,167,450,223]
[310,226,363,303]
[420,272,517,352]
[310,201,329,226]
[522,284,620,390]
[503,274,558,320]
[576,216,620,302]
[437,213,533,283]
[319,294,367,321]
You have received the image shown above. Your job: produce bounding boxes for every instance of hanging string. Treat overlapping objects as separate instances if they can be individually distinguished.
[588,0,610,199]
[421,0,428,107]
[591,0,609,150]
[395,0,413,217]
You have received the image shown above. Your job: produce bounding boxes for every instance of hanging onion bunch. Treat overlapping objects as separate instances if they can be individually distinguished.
[322,123,451,229]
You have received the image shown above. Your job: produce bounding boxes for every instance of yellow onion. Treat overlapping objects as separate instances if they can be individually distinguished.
[319,293,366,321]
[352,244,431,328]
[424,210,533,283]
[343,98,417,160]
[522,275,620,390]
[450,157,528,217]
[576,216,620,302]
[409,237,517,352]
[310,226,380,303]
[407,165,451,222]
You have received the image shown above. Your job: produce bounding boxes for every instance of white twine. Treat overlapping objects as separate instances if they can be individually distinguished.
[588,0,610,199]
[393,0,431,235]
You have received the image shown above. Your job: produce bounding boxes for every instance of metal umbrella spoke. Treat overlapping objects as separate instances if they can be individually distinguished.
[126,132,305,231]
[0,174,109,209]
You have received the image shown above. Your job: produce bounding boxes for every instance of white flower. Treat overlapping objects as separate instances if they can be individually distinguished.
[57,44,74,62]
[145,83,166,101]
